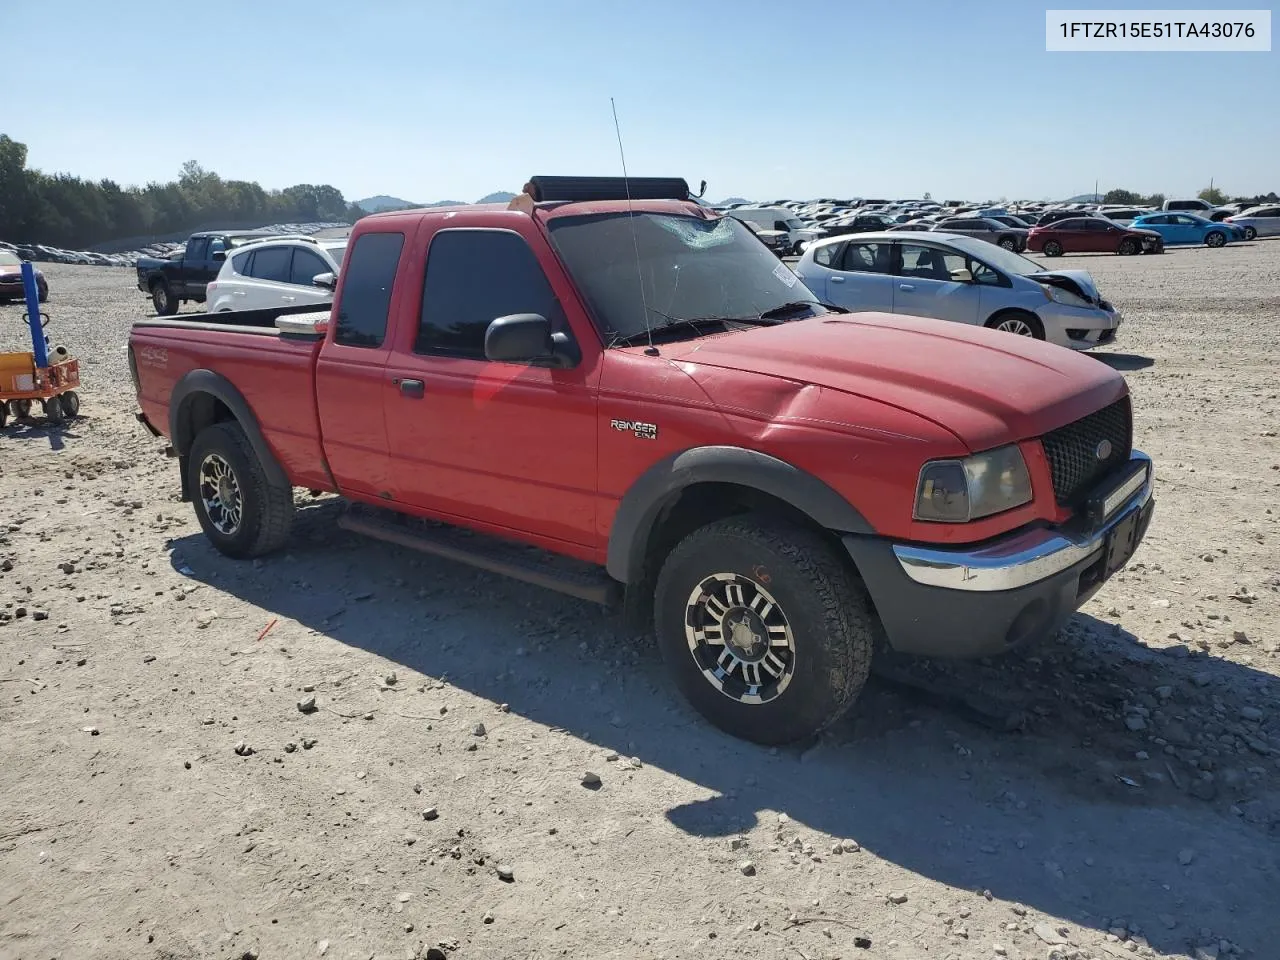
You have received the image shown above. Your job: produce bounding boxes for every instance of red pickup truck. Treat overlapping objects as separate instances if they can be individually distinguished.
[129,176,1154,745]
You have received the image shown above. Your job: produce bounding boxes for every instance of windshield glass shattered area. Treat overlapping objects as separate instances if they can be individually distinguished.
[548,212,819,343]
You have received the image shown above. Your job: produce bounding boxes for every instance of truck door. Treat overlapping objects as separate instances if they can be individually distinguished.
[182,236,210,298]
[382,222,601,549]
[314,229,407,500]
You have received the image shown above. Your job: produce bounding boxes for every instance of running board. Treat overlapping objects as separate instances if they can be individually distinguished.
[337,507,621,607]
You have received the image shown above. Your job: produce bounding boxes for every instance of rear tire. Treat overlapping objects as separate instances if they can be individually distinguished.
[653,514,876,745]
[187,421,294,559]
[1043,240,1064,257]
[60,390,80,418]
[1243,226,1257,241]
[998,236,1016,250]
[10,399,32,419]
[151,281,177,316]
[1205,231,1226,248]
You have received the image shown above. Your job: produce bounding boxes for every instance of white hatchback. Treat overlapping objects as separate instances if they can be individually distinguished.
[206,236,347,313]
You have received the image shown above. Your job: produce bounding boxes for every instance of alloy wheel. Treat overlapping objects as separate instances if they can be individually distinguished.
[684,572,796,705]
[198,453,244,536]
[996,317,1035,337]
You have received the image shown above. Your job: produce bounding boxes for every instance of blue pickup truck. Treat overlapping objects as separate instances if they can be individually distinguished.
[135,230,276,315]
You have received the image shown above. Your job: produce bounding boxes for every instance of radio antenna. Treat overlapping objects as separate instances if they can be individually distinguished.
[610,97,656,355]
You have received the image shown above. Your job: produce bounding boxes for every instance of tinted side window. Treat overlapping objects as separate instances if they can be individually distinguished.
[248,246,292,282]
[417,230,561,359]
[334,231,405,348]
[840,241,891,274]
[289,248,330,286]
[186,237,209,261]
[231,251,254,275]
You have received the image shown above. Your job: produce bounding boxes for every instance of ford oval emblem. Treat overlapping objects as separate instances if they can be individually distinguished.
[1095,439,1113,461]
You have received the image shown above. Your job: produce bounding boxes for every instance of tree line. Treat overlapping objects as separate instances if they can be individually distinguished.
[1104,186,1278,207]
[0,134,361,250]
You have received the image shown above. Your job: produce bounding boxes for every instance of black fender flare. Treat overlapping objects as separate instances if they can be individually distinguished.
[169,369,289,490]
[606,445,873,583]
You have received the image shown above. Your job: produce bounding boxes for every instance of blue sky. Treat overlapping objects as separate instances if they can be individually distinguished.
[5,0,1276,203]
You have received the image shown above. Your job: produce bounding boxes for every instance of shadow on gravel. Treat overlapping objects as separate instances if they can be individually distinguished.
[169,504,1280,957]
[1094,353,1156,372]
[1,417,83,450]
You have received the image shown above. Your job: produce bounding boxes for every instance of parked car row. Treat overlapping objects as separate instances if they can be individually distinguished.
[715,194,1277,259]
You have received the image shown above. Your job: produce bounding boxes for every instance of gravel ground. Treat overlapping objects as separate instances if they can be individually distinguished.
[1,245,1278,960]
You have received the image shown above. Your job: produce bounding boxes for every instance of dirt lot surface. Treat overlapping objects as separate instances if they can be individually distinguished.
[2,244,1278,960]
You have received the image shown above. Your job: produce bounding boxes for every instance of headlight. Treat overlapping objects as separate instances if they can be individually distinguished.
[1041,284,1094,309]
[914,445,1033,522]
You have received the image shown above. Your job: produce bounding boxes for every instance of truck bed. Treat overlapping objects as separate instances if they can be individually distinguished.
[131,307,333,491]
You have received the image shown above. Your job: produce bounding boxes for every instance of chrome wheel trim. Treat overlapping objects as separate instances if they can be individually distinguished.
[153,286,168,311]
[999,238,1015,250]
[198,453,243,536]
[1206,232,1225,247]
[996,317,1035,337]
[684,572,795,705]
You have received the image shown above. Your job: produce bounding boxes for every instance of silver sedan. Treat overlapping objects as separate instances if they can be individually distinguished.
[1225,205,1280,240]
[793,231,1121,351]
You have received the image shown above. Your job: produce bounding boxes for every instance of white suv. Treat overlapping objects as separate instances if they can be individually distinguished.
[206,235,347,313]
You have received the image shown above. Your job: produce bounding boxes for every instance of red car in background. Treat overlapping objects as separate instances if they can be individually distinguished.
[1027,217,1163,257]
[0,250,49,303]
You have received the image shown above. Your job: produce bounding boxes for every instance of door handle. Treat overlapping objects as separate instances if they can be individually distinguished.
[899,283,915,291]
[233,290,246,296]
[281,295,296,302]
[830,276,845,283]
[396,378,425,399]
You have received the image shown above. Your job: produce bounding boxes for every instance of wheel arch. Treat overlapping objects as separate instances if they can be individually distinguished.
[169,370,289,498]
[606,446,873,585]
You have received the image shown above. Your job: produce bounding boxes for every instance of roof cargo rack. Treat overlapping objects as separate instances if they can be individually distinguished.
[526,175,692,203]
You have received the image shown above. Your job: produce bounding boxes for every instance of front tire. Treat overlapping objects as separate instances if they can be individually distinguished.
[987,311,1045,340]
[60,390,80,418]
[1205,231,1226,248]
[151,281,177,316]
[1118,238,1138,256]
[653,515,875,745]
[187,421,294,559]
[1043,240,1064,257]
[42,395,66,424]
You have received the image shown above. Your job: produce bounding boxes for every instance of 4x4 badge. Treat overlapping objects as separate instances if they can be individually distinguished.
[611,418,658,440]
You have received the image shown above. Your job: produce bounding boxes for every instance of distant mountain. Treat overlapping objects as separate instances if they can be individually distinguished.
[354,195,416,213]
[716,197,748,205]
[354,191,517,213]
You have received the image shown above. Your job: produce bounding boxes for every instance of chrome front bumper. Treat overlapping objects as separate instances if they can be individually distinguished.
[893,451,1153,592]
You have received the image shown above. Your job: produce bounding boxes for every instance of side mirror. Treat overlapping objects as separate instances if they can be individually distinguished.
[949,268,974,283]
[312,271,337,291]
[212,251,226,262]
[484,313,579,368]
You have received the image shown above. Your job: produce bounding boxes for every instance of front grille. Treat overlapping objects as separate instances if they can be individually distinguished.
[1041,396,1132,506]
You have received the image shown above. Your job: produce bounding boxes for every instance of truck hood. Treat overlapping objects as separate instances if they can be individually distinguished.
[665,312,1127,452]
[1030,269,1100,303]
